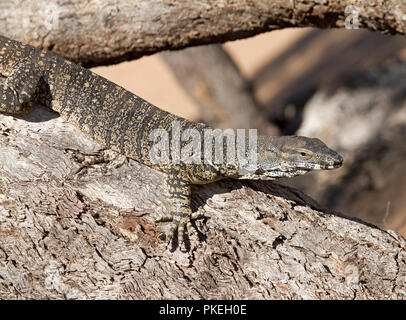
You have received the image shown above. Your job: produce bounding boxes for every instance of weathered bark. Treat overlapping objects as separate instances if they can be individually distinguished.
[1,0,406,67]
[1,104,405,299]
[162,45,278,135]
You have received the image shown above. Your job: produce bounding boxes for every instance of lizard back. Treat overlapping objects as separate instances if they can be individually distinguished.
[0,35,206,170]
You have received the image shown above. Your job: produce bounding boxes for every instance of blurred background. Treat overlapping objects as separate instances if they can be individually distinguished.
[92,28,406,236]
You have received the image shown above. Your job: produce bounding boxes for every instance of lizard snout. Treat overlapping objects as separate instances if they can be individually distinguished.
[326,153,343,169]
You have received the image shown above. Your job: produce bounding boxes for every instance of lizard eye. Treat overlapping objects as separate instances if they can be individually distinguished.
[298,150,313,158]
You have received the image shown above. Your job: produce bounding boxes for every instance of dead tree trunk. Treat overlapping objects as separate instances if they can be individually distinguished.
[0,104,405,299]
[1,0,405,67]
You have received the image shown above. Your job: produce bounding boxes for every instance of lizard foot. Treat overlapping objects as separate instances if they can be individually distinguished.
[156,211,204,247]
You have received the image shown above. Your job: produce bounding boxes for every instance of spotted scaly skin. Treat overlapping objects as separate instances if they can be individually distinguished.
[0,36,343,249]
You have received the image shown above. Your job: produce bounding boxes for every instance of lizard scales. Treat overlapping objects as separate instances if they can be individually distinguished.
[0,36,343,248]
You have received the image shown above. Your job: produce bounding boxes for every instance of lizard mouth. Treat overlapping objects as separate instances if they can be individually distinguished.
[300,162,343,171]
[288,159,343,172]
[296,153,343,171]
[327,163,343,169]
[314,163,342,170]
[237,157,343,180]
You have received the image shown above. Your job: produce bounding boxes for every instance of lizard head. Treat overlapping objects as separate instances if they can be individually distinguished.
[237,135,343,180]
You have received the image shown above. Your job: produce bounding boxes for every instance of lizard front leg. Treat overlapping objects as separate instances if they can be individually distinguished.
[0,58,42,114]
[156,169,202,246]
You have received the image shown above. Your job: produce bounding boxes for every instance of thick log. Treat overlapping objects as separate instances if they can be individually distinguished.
[1,0,405,67]
[0,104,405,299]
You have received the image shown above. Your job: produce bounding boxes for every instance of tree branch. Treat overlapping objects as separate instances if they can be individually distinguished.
[1,0,405,67]
[162,45,278,135]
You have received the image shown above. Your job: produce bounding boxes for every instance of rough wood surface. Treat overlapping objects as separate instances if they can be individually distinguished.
[162,45,278,135]
[1,104,405,299]
[1,0,406,67]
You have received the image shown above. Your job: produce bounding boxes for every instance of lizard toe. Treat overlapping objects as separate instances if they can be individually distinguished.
[177,219,188,246]
[191,211,205,220]
[157,210,203,247]
[156,214,174,223]
[186,221,198,236]
[166,221,177,244]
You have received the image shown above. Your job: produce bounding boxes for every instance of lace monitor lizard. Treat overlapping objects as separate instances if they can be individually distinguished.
[0,35,343,248]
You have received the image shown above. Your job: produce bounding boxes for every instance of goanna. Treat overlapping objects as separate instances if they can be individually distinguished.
[0,36,343,247]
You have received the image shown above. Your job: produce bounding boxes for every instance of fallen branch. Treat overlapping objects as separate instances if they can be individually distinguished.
[162,45,278,134]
